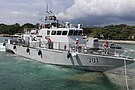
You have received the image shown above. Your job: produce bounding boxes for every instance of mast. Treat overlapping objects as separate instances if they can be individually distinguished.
[44,4,59,28]
[46,4,49,14]
[47,4,48,12]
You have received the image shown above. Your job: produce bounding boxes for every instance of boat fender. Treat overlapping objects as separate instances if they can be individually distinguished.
[67,51,71,59]
[38,49,42,56]
[26,48,30,53]
[3,43,6,46]
[13,45,16,49]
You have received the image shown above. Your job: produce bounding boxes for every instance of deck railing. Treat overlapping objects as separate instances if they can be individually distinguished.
[7,39,135,59]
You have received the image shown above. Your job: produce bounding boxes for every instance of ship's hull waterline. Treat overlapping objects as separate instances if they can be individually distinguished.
[5,44,134,72]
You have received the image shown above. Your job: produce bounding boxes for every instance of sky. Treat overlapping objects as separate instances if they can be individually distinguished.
[1,0,135,26]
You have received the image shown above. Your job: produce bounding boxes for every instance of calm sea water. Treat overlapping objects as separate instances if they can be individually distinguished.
[0,37,134,90]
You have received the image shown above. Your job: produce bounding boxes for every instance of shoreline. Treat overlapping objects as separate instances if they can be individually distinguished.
[0,34,19,37]
[0,34,11,37]
[0,34,135,44]
[99,39,135,44]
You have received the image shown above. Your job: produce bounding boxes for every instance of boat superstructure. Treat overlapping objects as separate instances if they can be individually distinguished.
[4,9,135,72]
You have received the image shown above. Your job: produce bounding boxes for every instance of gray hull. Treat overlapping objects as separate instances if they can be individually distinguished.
[5,44,134,72]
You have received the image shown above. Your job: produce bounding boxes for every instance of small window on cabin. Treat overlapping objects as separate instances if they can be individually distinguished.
[47,30,50,35]
[68,30,74,35]
[51,31,56,35]
[62,31,67,35]
[74,30,78,35]
[78,30,83,35]
[57,31,62,35]
[94,39,98,42]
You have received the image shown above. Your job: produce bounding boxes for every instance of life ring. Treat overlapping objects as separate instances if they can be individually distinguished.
[67,51,71,59]
[3,43,6,46]
[38,49,42,56]
[13,45,16,49]
[26,48,30,53]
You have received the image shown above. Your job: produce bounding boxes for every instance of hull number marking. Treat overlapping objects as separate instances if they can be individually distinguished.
[87,57,99,63]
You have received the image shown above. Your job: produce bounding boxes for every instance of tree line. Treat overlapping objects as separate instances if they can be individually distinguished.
[0,23,36,35]
[83,24,135,40]
[0,23,135,40]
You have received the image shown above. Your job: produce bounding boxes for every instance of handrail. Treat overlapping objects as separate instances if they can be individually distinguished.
[7,39,135,59]
[113,48,135,59]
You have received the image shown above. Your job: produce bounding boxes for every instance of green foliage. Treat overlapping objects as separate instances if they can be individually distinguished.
[21,23,35,29]
[0,23,35,35]
[0,23,135,40]
[83,24,135,40]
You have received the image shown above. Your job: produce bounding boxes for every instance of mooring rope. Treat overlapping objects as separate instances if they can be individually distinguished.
[124,57,129,90]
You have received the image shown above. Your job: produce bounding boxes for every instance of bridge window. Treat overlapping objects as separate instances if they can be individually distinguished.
[78,30,83,35]
[73,30,78,35]
[47,30,50,35]
[94,39,98,42]
[68,30,74,35]
[62,31,67,35]
[51,30,56,35]
[57,31,62,35]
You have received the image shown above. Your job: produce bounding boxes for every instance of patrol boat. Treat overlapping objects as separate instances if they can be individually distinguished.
[4,10,135,72]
